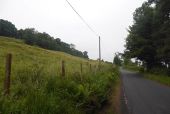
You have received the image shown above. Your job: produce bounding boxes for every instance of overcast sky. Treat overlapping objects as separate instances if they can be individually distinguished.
[0,0,146,62]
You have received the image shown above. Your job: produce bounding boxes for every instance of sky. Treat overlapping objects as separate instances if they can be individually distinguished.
[0,0,146,62]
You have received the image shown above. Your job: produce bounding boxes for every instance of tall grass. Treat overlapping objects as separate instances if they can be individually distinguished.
[0,61,117,114]
[0,36,118,114]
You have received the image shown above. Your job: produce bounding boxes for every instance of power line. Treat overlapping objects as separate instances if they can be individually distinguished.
[65,0,99,36]
[65,0,101,62]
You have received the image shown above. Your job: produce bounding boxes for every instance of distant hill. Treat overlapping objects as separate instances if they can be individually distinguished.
[0,19,89,59]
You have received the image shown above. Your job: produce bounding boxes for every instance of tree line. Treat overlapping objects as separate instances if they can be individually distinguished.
[0,19,88,59]
[125,0,170,75]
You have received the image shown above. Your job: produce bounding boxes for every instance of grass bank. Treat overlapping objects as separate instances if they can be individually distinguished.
[123,64,170,87]
[97,67,121,114]
[0,36,118,114]
[144,73,170,86]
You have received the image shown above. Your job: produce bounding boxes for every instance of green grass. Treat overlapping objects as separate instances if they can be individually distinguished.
[122,62,170,86]
[123,65,142,72]
[145,73,170,86]
[0,36,118,114]
[123,64,170,86]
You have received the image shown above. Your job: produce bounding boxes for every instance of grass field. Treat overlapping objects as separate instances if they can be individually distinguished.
[0,36,118,114]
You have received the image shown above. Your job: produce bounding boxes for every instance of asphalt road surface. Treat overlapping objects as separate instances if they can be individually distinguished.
[120,68,170,114]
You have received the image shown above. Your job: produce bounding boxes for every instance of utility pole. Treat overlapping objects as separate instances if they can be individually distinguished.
[99,36,101,61]
[99,36,101,69]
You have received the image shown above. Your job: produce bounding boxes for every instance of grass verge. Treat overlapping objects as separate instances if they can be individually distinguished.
[97,67,121,114]
[122,65,141,72]
[0,64,118,114]
[144,73,170,86]
[124,65,170,87]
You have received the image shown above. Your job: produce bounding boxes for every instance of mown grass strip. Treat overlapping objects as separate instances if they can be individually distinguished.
[145,73,170,86]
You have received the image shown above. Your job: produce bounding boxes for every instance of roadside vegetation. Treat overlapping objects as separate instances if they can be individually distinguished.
[0,37,119,114]
[113,52,170,86]
[124,0,170,75]
[120,0,170,86]
[122,61,142,72]
[144,73,170,86]
[97,68,121,114]
[120,58,170,86]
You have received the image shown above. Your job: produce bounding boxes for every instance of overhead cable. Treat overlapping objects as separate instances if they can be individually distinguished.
[65,0,99,36]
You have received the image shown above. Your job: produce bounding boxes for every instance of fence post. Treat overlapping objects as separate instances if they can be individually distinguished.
[4,53,12,95]
[94,65,96,75]
[90,64,92,72]
[61,60,65,77]
[80,63,83,74]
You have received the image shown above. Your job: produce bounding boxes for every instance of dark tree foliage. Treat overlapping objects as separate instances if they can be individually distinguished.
[113,53,122,66]
[0,19,17,37]
[0,19,89,59]
[125,0,170,74]
[83,51,89,59]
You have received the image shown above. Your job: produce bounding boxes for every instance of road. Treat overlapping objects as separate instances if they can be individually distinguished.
[120,68,170,114]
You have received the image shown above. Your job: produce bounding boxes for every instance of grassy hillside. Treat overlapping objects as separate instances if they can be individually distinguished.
[0,36,98,91]
[0,36,118,114]
[0,36,97,78]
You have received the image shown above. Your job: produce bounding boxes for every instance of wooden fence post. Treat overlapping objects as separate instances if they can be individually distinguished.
[80,63,83,74]
[89,64,92,72]
[95,65,98,75]
[4,53,12,95]
[61,60,65,77]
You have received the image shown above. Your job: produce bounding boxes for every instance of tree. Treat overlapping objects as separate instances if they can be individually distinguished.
[151,0,170,70]
[18,28,37,45]
[83,51,89,59]
[125,0,170,74]
[70,44,75,49]
[0,19,89,59]
[125,2,156,70]
[113,53,122,66]
[0,19,17,37]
